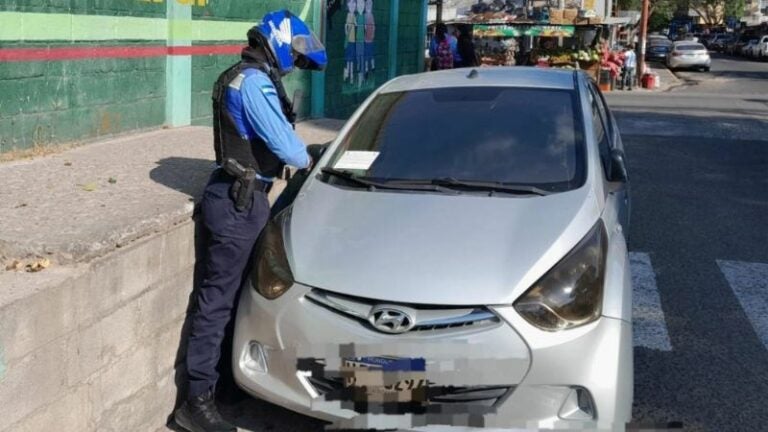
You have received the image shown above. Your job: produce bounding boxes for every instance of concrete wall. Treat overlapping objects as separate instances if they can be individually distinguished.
[0,221,195,432]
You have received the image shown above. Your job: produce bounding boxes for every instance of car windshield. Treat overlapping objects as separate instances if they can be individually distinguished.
[677,44,705,51]
[323,86,586,193]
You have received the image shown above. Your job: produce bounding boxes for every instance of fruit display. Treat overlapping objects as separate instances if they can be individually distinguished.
[533,47,601,66]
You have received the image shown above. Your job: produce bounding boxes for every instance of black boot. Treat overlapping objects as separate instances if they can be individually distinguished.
[174,389,237,432]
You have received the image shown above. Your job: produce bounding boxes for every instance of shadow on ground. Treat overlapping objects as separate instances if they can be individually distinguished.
[150,157,214,198]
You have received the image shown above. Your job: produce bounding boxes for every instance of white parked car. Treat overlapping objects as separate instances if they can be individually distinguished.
[748,35,768,59]
[741,39,758,57]
[232,68,634,430]
[667,42,711,71]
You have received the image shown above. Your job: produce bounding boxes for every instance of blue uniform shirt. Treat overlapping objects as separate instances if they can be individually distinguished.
[226,68,310,180]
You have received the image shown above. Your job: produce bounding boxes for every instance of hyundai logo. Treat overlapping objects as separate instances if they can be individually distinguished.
[368,305,415,334]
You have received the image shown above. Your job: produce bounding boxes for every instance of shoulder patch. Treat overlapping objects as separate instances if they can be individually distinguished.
[260,84,278,96]
[228,73,246,90]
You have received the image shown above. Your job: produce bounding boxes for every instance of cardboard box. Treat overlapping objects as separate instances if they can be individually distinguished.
[574,16,603,24]
[563,8,579,19]
[550,9,564,19]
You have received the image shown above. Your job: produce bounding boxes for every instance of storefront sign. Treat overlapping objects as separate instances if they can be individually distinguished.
[474,25,575,37]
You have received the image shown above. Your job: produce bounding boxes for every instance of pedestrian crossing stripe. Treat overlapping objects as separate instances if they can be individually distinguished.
[629,252,673,351]
[716,260,768,351]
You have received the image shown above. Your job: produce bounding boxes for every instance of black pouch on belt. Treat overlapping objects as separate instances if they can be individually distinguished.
[222,158,258,212]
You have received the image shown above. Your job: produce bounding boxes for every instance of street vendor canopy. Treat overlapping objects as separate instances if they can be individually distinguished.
[474,25,576,37]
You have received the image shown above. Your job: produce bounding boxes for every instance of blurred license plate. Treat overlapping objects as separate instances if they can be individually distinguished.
[342,356,427,401]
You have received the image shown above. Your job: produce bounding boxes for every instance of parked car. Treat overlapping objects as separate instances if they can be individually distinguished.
[708,34,735,52]
[646,44,671,62]
[725,37,745,55]
[668,42,711,71]
[741,39,759,57]
[747,35,768,59]
[233,68,633,430]
[676,33,699,42]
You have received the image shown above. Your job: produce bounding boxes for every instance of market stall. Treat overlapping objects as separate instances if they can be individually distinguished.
[470,22,608,81]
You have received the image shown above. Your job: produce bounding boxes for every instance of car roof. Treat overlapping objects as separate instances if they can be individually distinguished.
[380,67,578,94]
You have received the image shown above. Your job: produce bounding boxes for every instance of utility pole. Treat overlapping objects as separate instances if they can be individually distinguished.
[637,0,650,87]
[436,0,443,24]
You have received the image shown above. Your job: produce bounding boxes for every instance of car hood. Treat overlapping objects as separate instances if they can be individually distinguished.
[285,180,601,306]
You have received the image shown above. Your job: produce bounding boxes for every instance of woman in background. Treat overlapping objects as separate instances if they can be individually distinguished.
[429,23,458,70]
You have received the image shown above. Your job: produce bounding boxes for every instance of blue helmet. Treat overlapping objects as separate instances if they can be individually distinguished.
[247,10,327,75]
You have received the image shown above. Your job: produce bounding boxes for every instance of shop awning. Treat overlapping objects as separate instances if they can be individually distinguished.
[474,24,576,37]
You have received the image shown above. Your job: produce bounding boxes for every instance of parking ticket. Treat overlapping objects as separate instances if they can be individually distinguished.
[334,151,380,170]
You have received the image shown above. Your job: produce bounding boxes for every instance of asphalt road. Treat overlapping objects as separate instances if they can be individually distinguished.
[606,54,768,431]
[187,55,768,432]
[669,53,768,94]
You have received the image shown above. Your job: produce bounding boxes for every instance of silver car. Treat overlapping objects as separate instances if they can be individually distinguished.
[233,68,633,431]
[667,42,711,71]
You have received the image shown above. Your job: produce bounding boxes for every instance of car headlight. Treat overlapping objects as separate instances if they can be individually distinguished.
[513,221,607,331]
[251,212,294,300]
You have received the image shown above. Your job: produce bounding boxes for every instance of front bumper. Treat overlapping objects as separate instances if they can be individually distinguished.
[233,283,632,431]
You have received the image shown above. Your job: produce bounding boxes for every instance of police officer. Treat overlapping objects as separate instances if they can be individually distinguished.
[174,10,327,432]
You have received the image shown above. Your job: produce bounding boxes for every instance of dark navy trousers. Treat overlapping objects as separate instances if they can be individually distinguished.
[186,170,270,398]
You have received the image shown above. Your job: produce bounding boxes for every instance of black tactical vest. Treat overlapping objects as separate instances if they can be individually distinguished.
[212,61,296,178]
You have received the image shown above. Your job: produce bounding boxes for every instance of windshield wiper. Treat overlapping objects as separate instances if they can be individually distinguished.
[432,178,551,196]
[320,168,459,194]
[389,177,551,196]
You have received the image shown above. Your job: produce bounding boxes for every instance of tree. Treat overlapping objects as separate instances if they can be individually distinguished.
[689,0,724,25]
[618,0,673,18]
[724,0,745,20]
[689,0,744,25]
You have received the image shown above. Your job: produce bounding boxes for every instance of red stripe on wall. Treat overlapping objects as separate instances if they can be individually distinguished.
[168,45,243,56]
[0,45,244,62]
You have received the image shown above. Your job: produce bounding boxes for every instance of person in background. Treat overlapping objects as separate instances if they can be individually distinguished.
[429,23,458,70]
[457,28,479,67]
[449,26,464,67]
[622,46,637,91]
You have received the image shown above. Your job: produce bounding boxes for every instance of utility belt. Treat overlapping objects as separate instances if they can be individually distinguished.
[217,158,271,211]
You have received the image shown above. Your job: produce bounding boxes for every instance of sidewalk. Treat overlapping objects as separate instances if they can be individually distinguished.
[647,61,680,92]
[0,119,344,268]
[0,120,344,432]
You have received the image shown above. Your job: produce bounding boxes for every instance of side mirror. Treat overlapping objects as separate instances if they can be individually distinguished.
[609,148,628,182]
[307,142,329,165]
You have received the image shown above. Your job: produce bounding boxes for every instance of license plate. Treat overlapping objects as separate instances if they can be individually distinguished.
[342,356,427,402]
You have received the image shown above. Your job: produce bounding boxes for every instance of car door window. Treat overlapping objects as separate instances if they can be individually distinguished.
[587,83,611,177]
[592,83,623,152]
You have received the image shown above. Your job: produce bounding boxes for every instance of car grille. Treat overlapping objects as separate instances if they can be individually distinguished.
[304,288,501,334]
[306,374,513,411]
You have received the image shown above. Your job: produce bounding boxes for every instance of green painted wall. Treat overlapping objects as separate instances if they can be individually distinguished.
[397,0,424,76]
[188,0,315,126]
[324,0,391,119]
[193,0,313,20]
[0,44,165,153]
[0,0,166,17]
[0,0,426,154]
